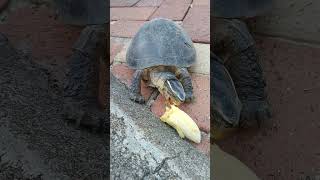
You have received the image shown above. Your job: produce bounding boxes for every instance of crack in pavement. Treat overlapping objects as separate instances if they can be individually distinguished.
[153,151,182,174]
[142,151,183,179]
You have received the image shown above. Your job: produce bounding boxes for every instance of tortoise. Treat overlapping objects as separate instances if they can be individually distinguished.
[126,18,196,106]
[212,0,272,131]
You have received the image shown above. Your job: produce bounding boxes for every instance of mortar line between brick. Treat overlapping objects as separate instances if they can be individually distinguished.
[131,0,143,7]
[147,2,162,20]
[181,0,193,21]
[148,8,158,20]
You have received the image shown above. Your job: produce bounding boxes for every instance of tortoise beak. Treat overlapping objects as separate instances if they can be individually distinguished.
[164,79,185,104]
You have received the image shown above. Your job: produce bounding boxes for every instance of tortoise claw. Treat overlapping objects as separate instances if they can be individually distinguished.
[184,93,194,103]
[146,90,159,108]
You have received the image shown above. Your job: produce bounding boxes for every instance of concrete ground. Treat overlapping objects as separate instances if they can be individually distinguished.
[110,0,211,155]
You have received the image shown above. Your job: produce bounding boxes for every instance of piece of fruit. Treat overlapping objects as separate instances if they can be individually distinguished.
[160,105,201,143]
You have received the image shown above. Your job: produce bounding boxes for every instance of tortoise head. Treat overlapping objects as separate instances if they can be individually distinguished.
[150,71,185,106]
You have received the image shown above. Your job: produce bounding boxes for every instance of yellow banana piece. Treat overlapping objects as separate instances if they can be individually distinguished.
[160,105,201,143]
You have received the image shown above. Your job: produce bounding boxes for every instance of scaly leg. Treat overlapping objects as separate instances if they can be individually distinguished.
[176,68,194,103]
[129,69,145,103]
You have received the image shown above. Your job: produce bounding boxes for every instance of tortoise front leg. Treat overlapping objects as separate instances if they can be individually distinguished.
[176,68,194,103]
[129,69,145,103]
[146,88,160,108]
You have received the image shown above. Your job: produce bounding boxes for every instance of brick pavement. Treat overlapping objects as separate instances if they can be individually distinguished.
[110,0,210,43]
[110,0,210,155]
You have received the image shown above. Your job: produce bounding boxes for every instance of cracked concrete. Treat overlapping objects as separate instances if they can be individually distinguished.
[110,74,209,179]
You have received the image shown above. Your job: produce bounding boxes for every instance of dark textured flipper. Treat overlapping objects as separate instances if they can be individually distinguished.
[176,68,194,103]
[63,24,107,131]
[129,70,144,103]
[213,18,271,128]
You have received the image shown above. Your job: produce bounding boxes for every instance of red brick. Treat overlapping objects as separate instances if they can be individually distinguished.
[111,7,156,21]
[180,74,210,132]
[150,0,192,21]
[183,5,210,43]
[150,95,166,117]
[111,64,152,100]
[192,132,210,156]
[110,20,145,38]
[151,74,210,133]
[110,0,140,7]
[135,0,164,7]
[111,63,134,85]
[110,42,124,64]
[193,0,210,6]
